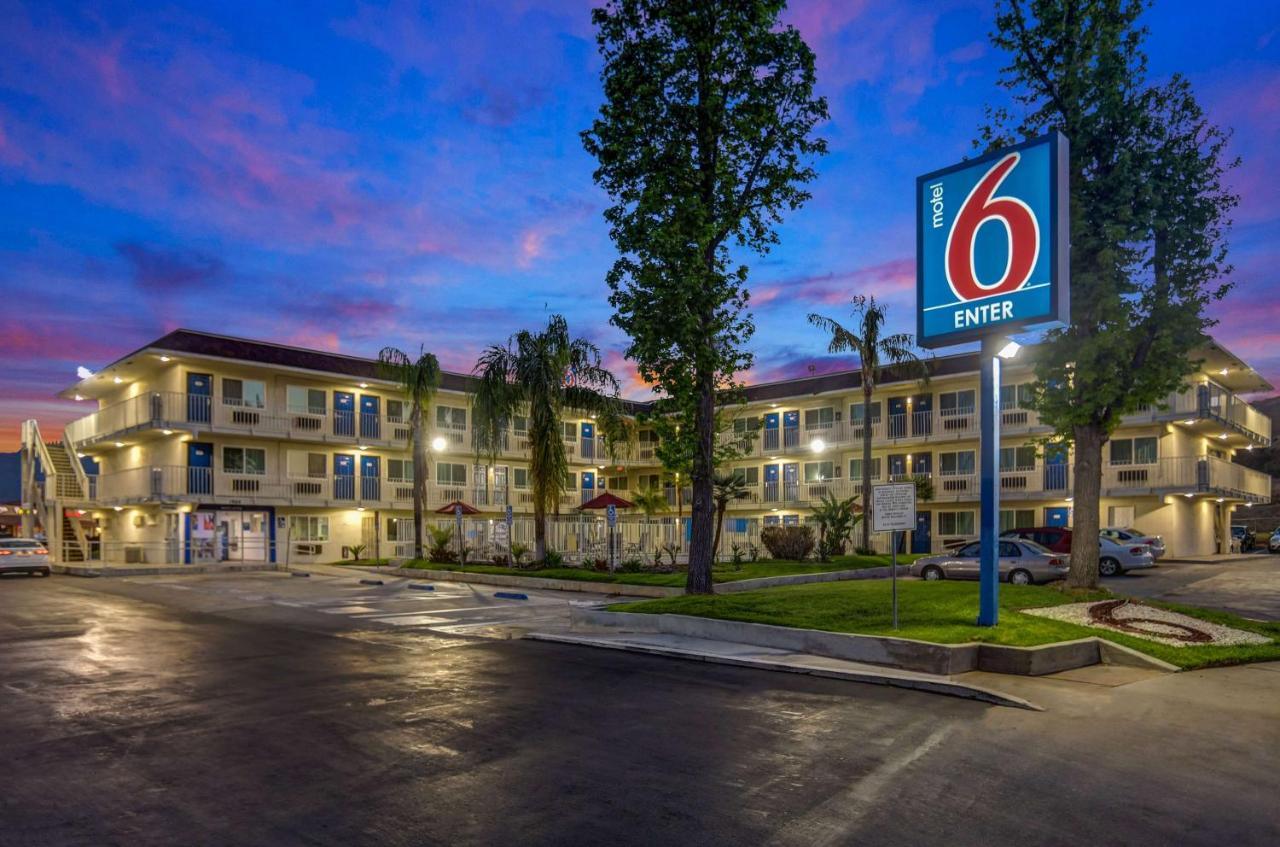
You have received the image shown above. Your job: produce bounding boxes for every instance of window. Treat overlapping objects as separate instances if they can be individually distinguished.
[638,473,661,490]
[564,471,577,489]
[436,406,466,429]
[939,450,976,476]
[999,541,1023,557]
[1110,437,1157,465]
[731,466,759,486]
[939,390,976,415]
[1000,509,1035,532]
[388,459,413,481]
[286,386,326,414]
[1000,382,1036,410]
[938,511,975,536]
[803,461,834,483]
[224,378,266,409]
[386,400,405,422]
[562,421,577,440]
[849,457,882,480]
[512,415,529,436]
[286,451,326,478]
[289,516,329,542]
[957,542,981,557]
[731,417,759,435]
[513,468,529,488]
[607,475,628,490]
[804,407,834,429]
[436,463,466,485]
[1000,446,1037,471]
[850,401,881,423]
[223,447,265,475]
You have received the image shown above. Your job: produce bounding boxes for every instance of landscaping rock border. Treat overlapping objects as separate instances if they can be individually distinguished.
[374,565,682,598]
[572,608,1179,676]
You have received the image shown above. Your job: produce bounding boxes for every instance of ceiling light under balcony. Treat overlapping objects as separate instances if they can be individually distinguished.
[113,506,123,512]
[1182,419,1195,426]
[160,356,171,362]
[1183,492,1194,498]
[76,452,86,458]
[1219,368,1229,376]
[162,429,174,436]
[1215,497,1225,503]
[74,394,83,402]
[358,445,369,451]
[113,376,123,384]
[1065,497,1073,503]
[431,436,447,452]
[1217,433,1229,439]
[114,442,124,448]
[357,507,366,512]
[76,366,94,380]
[359,382,369,388]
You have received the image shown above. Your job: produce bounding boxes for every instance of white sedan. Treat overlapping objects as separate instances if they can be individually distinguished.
[0,538,51,577]
[1098,536,1154,577]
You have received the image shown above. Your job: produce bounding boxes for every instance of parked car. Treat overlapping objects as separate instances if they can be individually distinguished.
[1098,535,1154,576]
[910,539,1069,585]
[1101,527,1167,559]
[1000,526,1072,553]
[1230,525,1255,553]
[1269,529,1280,554]
[0,538,51,577]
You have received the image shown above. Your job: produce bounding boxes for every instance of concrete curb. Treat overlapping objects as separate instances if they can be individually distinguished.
[526,631,1041,711]
[372,566,682,598]
[573,608,1177,677]
[52,563,284,578]
[713,565,911,593]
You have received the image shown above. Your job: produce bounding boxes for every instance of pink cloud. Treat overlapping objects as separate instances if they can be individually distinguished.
[753,257,915,307]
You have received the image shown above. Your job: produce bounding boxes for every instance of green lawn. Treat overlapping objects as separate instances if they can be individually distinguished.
[609,580,1280,670]
[401,553,916,588]
[330,559,392,567]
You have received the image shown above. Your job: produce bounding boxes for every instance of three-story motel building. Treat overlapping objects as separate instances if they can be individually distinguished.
[20,329,1272,567]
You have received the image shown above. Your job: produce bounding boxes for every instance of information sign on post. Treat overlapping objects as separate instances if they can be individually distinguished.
[873,483,917,629]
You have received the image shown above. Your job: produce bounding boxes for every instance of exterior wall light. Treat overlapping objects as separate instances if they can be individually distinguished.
[431,436,448,452]
[811,438,826,454]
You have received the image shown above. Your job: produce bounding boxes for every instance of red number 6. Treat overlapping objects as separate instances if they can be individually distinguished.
[945,153,1039,301]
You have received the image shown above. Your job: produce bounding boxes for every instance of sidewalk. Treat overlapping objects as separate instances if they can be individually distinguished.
[525,627,1042,710]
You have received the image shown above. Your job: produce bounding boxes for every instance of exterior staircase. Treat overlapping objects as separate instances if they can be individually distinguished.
[20,421,93,563]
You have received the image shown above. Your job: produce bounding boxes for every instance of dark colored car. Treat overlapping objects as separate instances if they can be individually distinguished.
[1000,526,1072,554]
[1231,525,1255,553]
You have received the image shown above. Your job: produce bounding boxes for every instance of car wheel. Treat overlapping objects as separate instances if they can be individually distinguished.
[40,568,51,577]
[1008,569,1032,585]
[921,565,944,581]
[1099,557,1122,577]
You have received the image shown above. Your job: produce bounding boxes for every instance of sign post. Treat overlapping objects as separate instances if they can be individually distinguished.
[505,504,514,564]
[872,482,917,629]
[606,503,617,572]
[454,503,464,568]
[916,132,1069,626]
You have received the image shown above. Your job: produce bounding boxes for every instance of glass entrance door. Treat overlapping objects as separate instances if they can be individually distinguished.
[216,510,269,562]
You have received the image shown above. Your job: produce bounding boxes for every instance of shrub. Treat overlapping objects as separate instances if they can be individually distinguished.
[591,557,610,572]
[347,543,367,561]
[510,543,530,566]
[619,557,645,573]
[542,549,564,567]
[729,543,746,571]
[854,546,877,557]
[761,525,815,561]
[427,526,456,564]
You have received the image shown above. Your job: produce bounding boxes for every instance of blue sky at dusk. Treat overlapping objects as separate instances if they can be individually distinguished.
[1,0,1277,448]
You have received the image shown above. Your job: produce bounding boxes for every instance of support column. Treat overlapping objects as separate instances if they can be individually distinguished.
[1219,503,1233,554]
[978,336,1002,626]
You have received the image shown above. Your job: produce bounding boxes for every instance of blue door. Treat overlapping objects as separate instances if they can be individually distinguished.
[360,455,380,501]
[763,413,780,452]
[1044,444,1068,491]
[334,392,355,437]
[580,422,595,461]
[911,511,932,553]
[763,464,779,501]
[782,411,800,449]
[187,442,213,495]
[782,463,799,501]
[913,452,932,477]
[888,454,908,479]
[888,397,908,438]
[187,373,212,424]
[360,395,380,440]
[581,470,595,505]
[912,394,933,436]
[335,454,355,500]
[1045,507,1069,527]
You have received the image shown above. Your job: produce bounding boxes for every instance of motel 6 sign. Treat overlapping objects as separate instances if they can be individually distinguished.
[916,132,1069,349]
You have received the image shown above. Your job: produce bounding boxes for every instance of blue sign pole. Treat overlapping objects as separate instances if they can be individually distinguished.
[978,336,1002,626]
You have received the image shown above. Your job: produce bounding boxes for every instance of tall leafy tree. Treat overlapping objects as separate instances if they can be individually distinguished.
[378,346,442,560]
[583,0,827,593]
[980,0,1238,588]
[808,296,929,552]
[471,315,632,563]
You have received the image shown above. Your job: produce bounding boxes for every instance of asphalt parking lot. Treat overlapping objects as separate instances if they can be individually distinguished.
[1114,553,1280,620]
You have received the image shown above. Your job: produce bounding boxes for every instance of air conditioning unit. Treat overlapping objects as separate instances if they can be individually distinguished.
[294,543,322,556]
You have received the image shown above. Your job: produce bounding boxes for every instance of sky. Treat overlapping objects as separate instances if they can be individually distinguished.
[1,0,1277,451]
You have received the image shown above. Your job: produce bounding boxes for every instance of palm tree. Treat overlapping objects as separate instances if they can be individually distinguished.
[711,472,749,561]
[631,485,669,555]
[378,345,442,560]
[808,296,929,552]
[471,315,631,563]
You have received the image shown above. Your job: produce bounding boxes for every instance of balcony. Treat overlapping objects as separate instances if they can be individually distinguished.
[1127,382,1271,445]
[1104,456,1271,502]
[63,391,415,449]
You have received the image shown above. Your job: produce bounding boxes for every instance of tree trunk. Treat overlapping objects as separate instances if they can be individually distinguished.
[1067,423,1105,589]
[712,503,725,563]
[685,368,717,594]
[412,415,427,561]
[860,383,874,552]
[533,501,547,564]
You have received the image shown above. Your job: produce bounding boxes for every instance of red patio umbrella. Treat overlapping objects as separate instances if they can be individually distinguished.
[577,491,637,511]
[435,500,481,515]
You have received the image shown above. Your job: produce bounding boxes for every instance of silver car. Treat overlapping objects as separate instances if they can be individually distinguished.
[911,539,1068,585]
[1101,527,1165,559]
[0,538,51,577]
[1270,529,1280,554]
[1098,535,1154,576]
